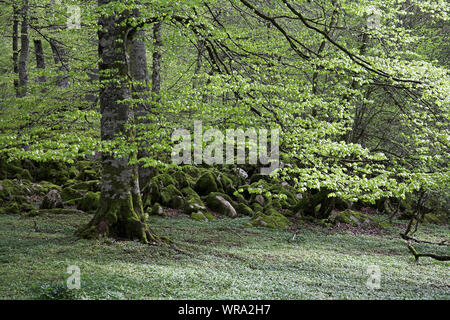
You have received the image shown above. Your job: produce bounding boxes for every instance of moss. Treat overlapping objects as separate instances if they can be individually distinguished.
[217,173,235,196]
[204,212,216,220]
[76,168,98,181]
[150,203,165,217]
[236,203,254,216]
[33,181,62,196]
[4,202,20,214]
[251,209,291,229]
[194,171,219,195]
[61,187,84,202]
[77,192,100,213]
[181,165,203,179]
[153,174,176,188]
[70,180,100,192]
[191,212,207,221]
[329,210,377,227]
[252,202,264,213]
[160,185,184,209]
[173,171,193,189]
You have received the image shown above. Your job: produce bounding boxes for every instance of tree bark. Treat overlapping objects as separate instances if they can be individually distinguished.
[17,0,29,98]
[34,39,47,84]
[77,0,159,244]
[12,5,19,95]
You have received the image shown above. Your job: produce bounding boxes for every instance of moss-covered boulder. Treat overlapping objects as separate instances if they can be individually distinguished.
[205,192,237,218]
[70,180,100,193]
[76,192,100,213]
[194,171,219,195]
[191,211,216,222]
[40,189,63,210]
[328,210,377,227]
[33,181,62,196]
[150,203,166,217]
[61,187,84,202]
[251,209,291,229]
[160,184,185,209]
[236,203,254,216]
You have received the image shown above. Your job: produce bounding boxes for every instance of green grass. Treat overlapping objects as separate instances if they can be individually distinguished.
[0,212,448,300]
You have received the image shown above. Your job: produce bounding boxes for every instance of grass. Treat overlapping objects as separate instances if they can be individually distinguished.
[0,212,448,300]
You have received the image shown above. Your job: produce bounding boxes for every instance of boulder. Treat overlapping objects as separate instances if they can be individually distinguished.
[205,193,237,218]
[40,189,63,209]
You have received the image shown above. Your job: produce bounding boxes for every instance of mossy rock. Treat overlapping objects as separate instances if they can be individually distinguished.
[153,174,177,188]
[194,171,219,195]
[70,180,100,193]
[172,171,193,189]
[251,209,291,229]
[191,211,216,222]
[4,202,20,214]
[33,181,62,196]
[76,168,98,181]
[61,187,84,202]
[160,184,184,209]
[40,189,63,210]
[252,202,264,213]
[150,203,166,217]
[329,210,377,227]
[236,203,254,216]
[181,165,204,179]
[205,192,237,217]
[217,173,236,196]
[76,192,100,213]
[191,212,207,221]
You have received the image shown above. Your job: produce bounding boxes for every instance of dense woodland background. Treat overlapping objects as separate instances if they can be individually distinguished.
[0,0,448,299]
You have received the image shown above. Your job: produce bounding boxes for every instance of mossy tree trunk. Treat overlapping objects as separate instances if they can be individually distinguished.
[77,0,158,244]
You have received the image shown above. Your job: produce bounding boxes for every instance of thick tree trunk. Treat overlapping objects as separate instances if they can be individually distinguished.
[17,0,29,98]
[77,0,159,243]
[34,39,47,84]
[12,5,19,95]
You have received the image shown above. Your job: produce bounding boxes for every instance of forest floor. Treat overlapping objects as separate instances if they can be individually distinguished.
[0,212,448,299]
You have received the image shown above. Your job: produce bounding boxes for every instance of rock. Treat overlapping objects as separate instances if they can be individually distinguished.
[160,185,184,209]
[61,187,84,202]
[254,194,265,206]
[76,192,100,213]
[236,203,254,216]
[194,172,219,195]
[236,167,248,180]
[191,211,216,221]
[251,209,291,229]
[150,203,165,217]
[206,193,237,218]
[40,189,63,209]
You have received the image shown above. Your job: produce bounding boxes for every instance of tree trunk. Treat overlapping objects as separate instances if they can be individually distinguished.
[34,39,47,85]
[17,0,29,98]
[12,5,19,95]
[77,0,159,244]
